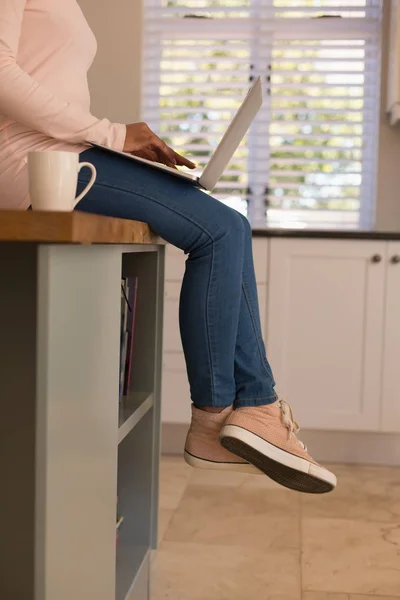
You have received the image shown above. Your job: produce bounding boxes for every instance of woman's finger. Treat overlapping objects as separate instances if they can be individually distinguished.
[153,140,177,168]
[172,150,196,169]
[160,141,178,166]
[131,149,159,163]
[147,133,197,169]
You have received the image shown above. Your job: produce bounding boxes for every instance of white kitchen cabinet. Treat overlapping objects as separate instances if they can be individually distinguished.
[381,242,400,432]
[252,238,269,283]
[165,244,185,281]
[161,352,191,424]
[267,238,387,431]
[164,281,181,352]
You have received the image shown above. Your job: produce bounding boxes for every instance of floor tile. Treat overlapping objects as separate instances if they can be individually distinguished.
[158,509,174,543]
[188,468,251,487]
[188,466,281,489]
[152,541,301,600]
[302,518,400,596]
[303,595,349,600]
[243,472,286,490]
[159,456,191,510]
[164,483,300,550]
[302,465,400,523]
[303,593,400,600]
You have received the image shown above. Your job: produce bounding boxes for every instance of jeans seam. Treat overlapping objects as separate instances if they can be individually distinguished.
[242,280,273,378]
[206,243,216,405]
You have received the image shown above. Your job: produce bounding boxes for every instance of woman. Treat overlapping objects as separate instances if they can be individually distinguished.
[0,0,336,494]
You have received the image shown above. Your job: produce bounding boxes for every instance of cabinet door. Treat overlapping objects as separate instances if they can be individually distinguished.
[162,352,191,424]
[381,242,400,432]
[164,281,182,352]
[267,238,386,431]
[252,238,269,284]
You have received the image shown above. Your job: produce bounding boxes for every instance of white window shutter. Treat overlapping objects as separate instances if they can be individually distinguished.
[142,1,382,229]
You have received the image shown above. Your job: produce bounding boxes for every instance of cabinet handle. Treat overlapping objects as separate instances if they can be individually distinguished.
[390,255,400,264]
[371,254,382,263]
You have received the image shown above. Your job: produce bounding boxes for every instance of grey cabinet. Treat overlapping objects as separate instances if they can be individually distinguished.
[0,237,164,600]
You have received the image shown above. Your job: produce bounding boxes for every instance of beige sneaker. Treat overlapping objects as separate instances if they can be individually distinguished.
[220,399,337,493]
[184,405,261,474]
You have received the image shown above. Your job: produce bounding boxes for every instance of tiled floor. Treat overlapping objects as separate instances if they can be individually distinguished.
[152,457,400,600]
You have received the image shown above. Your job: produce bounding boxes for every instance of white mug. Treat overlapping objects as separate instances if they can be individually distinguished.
[28,151,97,211]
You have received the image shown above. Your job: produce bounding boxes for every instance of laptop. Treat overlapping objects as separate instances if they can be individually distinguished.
[91,76,262,191]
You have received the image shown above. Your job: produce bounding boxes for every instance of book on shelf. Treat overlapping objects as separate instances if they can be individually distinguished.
[123,277,139,396]
[116,515,124,531]
[116,497,124,547]
[119,279,129,399]
[120,331,129,397]
[119,277,139,400]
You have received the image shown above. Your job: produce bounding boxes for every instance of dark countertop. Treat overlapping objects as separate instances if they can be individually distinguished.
[252,229,400,240]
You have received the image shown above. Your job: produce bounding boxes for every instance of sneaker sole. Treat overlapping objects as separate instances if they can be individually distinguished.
[220,425,336,494]
[184,450,262,474]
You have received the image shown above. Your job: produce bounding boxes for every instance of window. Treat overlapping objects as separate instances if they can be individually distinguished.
[142,1,382,229]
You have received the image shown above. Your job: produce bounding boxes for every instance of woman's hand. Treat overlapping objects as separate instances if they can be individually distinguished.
[123,122,196,169]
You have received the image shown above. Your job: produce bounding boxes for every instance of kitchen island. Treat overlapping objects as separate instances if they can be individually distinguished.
[0,211,164,600]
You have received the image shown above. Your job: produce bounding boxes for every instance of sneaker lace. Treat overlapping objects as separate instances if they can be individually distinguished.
[278,398,307,451]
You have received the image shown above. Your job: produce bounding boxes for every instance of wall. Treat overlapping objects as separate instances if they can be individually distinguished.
[80,0,400,230]
[78,0,143,124]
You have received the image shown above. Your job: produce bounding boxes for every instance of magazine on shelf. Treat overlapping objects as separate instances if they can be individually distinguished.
[119,279,129,399]
[123,277,139,396]
[119,277,139,400]
[116,497,124,547]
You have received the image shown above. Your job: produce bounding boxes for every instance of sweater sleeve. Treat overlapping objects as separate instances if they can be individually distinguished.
[0,0,126,150]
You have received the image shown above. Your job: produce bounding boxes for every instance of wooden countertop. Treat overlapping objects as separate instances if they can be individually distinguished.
[0,211,156,244]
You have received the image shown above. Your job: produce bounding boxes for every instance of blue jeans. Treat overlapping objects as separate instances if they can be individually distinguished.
[77,148,276,408]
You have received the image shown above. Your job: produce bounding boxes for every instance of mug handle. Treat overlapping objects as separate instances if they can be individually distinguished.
[74,162,97,206]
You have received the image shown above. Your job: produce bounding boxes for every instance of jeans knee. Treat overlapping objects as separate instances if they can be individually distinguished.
[238,212,252,238]
[214,206,245,244]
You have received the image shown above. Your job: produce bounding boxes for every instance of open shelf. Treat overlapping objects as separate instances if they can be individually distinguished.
[118,392,154,445]
[117,409,154,600]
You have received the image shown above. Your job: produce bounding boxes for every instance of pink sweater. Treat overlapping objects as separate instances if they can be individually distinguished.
[0,0,126,209]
